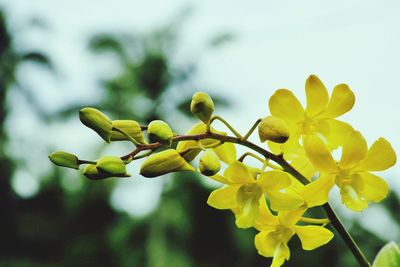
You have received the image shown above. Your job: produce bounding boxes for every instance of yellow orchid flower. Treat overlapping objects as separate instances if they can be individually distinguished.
[254,200,334,267]
[301,131,396,211]
[207,161,304,228]
[267,75,356,179]
[269,74,355,147]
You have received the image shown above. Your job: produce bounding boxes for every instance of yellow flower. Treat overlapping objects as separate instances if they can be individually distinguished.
[254,200,334,267]
[301,131,396,211]
[207,161,304,228]
[268,75,356,179]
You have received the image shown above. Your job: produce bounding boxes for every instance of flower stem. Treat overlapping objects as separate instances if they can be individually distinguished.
[210,116,242,138]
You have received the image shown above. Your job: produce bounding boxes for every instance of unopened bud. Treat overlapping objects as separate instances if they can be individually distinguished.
[177,122,225,162]
[140,149,195,178]
[79,107,112,142]
[190,91,214,123]
[199,150,221,176]
[147,120,173,145]
[111,120,147,144]
[96,156,129,177]
[82,164,111,180]
[258,116,290,143]
[48,151,79,169]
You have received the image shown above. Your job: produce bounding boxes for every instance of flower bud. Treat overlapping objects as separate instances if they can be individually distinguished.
[199,150,221,176]
[147,120,173,145]
[258,116,290,143]
[190,91,214,123]
[82,164,111,180]
[111,120,147,144]
[140,149,195,178]
[96,156,129,177]
[79,107,112,142]
[48,151,79,169]
[177,122,225,162]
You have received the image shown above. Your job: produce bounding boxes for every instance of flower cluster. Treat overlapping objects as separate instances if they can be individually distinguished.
[49,75,396,267]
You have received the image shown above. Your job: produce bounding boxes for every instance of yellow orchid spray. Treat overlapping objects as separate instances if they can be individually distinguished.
[49,76,397,267]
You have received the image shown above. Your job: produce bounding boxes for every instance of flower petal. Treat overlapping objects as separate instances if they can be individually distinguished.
[207,185,239,210]
[322,83,355,119]
[293,225,334,250]
[290,157,317,181]
[278,209,306,226]
[272,242,291,267]
[305,75,329,116]
[235,184,264,228]
[360,172,389,202]
[269,89,305,123]
[268,191,305,211]
[224,161,255,184]
[339,174,368,211]
[325,119,354,150]
[213,142,237,164]
[300,175,335,207]
[208,174,232,185]
[255,198,279,231]
[257,170,292,192]
[255,231,278,258]
[304,135,339,174]
[339,131,368,169]
[357,138,397,171]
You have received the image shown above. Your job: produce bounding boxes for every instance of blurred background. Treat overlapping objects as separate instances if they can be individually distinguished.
[0,1,399,266]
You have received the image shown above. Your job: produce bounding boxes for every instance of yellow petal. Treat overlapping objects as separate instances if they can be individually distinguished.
[290,157,317,181]
[324,119,354,150]
[339,174,368,211]
[207,185,239,210]
[268,190,304,211]
[357,138,397,171]
[293,225,334,250]
[321,83,355,119]
[257,170,292,192]
[339,131,368,169]
[271,242,291,267]
[269,89,305,123]
[208,174,232,184]
[235,184,263,228]
[255,231,276,258]
[304,135,339,173]
[213,142,237,164]
[305,75,329,116]
[224,161,255,184]
[278,209,306,226]
[360,172,389,202]
[255,198,279,231]
[300,175,335,207]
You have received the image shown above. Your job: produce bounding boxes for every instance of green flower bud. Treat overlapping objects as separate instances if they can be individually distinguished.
[96,156,129,177]
[190,91,214,123]
[199,150,221,176]
[147,120,173,145]
[140,149,195,178]
[258,116,290,143]
[48,151,79,169]
[82,164,112,180]
[111,120,147,144]
[177,122,225,162]
[79,107,112,142]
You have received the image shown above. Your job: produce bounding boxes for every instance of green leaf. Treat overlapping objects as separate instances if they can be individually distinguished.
[372,241,400,267]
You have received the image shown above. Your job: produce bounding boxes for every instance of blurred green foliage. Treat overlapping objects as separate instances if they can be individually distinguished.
[0,8,398,267]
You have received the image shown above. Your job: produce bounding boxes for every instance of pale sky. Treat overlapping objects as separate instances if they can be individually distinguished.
[2,0,400,241]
